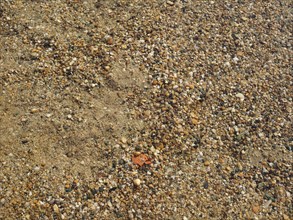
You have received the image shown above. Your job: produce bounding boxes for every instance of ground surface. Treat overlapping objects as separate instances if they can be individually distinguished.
[0,0,292,219]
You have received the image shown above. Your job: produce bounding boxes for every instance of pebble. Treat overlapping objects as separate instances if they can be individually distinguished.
[252,204,260,214]
[133,179,141,186]
[30,108,39,113]
[144,110,151,117]
[121,44,127,49]
[203,181,209,189]
[53,204,59,213]
[0,198,5,204]
[237,162,243,171]
[46,113,52,118]
[34,166,40,172]
[263,200,272,209]
[204,161,210,166]
[121,137,127,144]
[133,151,141,156]
[104,65,110,71]
[236,93,245,102]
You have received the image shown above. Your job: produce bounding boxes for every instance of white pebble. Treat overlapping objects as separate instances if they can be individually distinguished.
[236,93,245,102]
[34,166,40,172]
[133,178,141,186]
[53,204,59,213]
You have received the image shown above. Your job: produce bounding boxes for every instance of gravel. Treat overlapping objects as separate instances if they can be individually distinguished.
[0,0,292,219]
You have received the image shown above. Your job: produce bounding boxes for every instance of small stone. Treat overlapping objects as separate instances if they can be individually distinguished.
[191,118,198,125]
[237,51,244,56]
[121,137,127,144]
[67,114,73,120]
[226,166,232,172]
[31,108,39,113]
[283,214,289,220]
[46,113,52,118]
[252,204,260,214]
[31,52,39,59]
[144,110,151,117]
[133,151,141,156]
[104,35,113,45]
[167,1,174,6]
[237,162,243,171]
[107,200,113,208]
[107,37,113,45]
[263,200,272,209]
[34,166,40,172]
[233,56,239,63]
[236,93,245,102]
[0,198,5,204]
[121,44,127,49]
[204,161,210,166]
[258,132,265,139]
[21,117,28,122]
[203,181,209,189]
[53,204,59,213]
[133,178,141,186]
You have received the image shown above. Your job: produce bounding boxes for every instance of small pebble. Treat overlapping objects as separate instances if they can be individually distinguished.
[34,166,40,172]
[204,161,210,166]
[121,137,127,144]
[30,108,39,113]
[53,204,59,213]
[121,44,127,49]
[236,93,245,102]
[0,198,5,204]
[252,204,260,214]
[133,151,141,156]
[203,181,209,189]
[133,178,141,186]
[46,113,52,118]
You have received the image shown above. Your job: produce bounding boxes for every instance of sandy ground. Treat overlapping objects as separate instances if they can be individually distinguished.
[0,0,292,219]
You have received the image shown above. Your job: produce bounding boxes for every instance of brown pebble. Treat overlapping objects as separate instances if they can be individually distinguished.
[252,204,260,214]
[191,118,198,125]
[107,37,113,45]
[204,161,210,166]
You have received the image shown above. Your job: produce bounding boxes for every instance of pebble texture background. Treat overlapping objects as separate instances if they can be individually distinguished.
[0,0,292,219]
